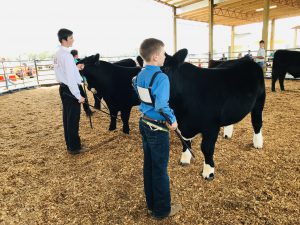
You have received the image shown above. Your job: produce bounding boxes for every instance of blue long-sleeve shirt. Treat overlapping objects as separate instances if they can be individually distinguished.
[134,65,176,123]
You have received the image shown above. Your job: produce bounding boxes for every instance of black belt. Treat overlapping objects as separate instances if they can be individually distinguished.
[60,83,80,88]
[142,115,166,125]
[59,83,68,87]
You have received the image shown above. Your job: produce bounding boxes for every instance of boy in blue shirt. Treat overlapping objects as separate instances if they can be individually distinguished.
[134,38,182,220]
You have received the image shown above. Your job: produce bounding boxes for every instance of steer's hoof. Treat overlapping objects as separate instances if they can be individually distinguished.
[179,160,190,166]
[109,126,116,131]
[224,135,229,139]
[205,173,214,181]
[201,171,214,181]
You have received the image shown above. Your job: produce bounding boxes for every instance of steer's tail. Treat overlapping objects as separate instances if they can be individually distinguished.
[251,86,266,134]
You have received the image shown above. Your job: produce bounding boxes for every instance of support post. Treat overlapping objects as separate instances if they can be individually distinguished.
[262,0,270,49]
[294,29,298,48]
[230,26,235,59]
[173,7,177,53]
[270,19,275,50]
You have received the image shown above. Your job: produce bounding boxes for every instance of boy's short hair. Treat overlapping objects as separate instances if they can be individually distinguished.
[259,40,265,44]
[70,49,78,57]
[140,38,164,62]
[57,28,73,43]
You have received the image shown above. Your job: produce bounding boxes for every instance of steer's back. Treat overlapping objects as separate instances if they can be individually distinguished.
[172,61,264,132]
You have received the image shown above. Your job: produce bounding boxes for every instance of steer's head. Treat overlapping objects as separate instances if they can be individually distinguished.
[162,48,188,76]
[77,54,100,80]
[77,53,100,67]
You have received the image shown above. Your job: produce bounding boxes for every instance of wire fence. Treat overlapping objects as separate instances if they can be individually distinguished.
[1,48,299,94]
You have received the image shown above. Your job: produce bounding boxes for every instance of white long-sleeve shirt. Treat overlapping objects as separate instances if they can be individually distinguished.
[256,47,265,63]
[54,46,82,100]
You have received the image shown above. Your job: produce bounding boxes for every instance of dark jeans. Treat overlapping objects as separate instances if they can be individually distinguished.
[59,84,81,151]
[139,119,171,218]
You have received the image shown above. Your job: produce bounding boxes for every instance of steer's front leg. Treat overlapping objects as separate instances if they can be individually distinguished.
[121,107,131,134]
[180,140,192,166]
[201,128,219,180]
[223,125,234,139]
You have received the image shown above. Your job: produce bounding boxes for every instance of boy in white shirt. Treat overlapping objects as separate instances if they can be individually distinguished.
[255,40,265,68]
[54,28,89,155]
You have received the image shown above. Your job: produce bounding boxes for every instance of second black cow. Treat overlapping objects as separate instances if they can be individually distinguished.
[78,54,141,134]
[271,49,300,91]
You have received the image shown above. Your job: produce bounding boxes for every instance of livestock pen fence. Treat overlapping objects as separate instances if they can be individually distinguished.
[1,48,299,94]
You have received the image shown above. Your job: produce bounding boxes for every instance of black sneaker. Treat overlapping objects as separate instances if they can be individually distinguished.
[68,145,90,155]
[151,203,182,220]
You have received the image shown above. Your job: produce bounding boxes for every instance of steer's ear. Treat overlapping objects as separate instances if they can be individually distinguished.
[136,56,143,67]
[94,53,100,62]
[164,52,174,67]
[173,49,188,65]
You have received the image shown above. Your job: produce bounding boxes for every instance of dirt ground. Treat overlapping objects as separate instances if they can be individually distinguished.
[0,79,299,225]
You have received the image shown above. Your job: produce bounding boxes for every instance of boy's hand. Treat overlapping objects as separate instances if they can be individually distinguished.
[78,96,85,104]
[77,64,85,70]
[91,88,97,94]
[167,121,178,131]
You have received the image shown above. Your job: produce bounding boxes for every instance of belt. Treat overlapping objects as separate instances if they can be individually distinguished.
[141,119,168,132]
[60,82,67,87]
[142,115,166,124]
[60,83,81,87]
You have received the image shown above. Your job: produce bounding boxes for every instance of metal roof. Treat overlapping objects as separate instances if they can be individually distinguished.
[154,0,300,26]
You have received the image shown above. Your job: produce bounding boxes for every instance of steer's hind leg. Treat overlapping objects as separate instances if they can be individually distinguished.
[121,107,132,134]
[251,91,265,149]
[271,74,278,92]
[279,73,286,91]
[108,107,118,131]
[201,127,220,180]
[180,140,192,166]
[94,94,102,110]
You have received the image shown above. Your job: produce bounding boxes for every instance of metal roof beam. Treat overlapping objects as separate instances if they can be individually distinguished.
[153,0,175,8]
[177,0,224,15]
[214,8,259,22]
[271,0,300,9]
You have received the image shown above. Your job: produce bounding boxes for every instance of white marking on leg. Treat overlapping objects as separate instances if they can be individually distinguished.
[202,162,215,179]
[253,130,263,149]
[180,149,192,165]
[223,125,234,139]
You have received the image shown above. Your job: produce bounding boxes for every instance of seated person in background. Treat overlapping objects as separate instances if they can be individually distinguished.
[254,40,265,68]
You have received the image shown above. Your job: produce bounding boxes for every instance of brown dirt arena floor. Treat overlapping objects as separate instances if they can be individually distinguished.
[0,79,299,225]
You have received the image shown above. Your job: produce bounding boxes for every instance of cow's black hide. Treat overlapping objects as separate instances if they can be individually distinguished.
[78,54,141,134]
[161,49,266,179]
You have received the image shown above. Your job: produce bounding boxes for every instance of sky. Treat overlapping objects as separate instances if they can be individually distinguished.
[1,0,299,59]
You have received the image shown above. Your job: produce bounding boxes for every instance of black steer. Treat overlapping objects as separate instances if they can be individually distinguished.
[271,49,300,91]
[208,56,257,139]
[93,58,138,109]
[162,49,266,180]
[78,54,141,134]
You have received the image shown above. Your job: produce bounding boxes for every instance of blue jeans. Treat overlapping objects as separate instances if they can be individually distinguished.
[139,119,171,218]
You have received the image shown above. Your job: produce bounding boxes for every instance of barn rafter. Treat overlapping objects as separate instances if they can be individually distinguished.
[154,0,300,26]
